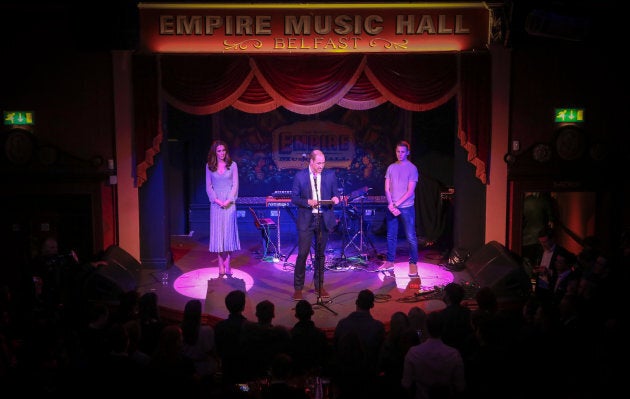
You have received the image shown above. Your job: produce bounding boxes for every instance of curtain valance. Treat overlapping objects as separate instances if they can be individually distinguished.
[135,53,489,186]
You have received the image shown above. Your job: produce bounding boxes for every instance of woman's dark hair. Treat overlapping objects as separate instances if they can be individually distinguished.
[181,299,202,345]
[207,140,233,172]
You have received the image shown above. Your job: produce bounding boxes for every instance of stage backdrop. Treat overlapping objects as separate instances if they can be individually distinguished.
[167,99,455,245]
[167,100,455,201]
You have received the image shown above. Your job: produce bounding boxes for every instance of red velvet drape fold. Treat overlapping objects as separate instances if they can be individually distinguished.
[134,53,489,186]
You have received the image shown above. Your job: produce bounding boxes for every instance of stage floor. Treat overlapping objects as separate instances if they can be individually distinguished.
[136,229,477,334]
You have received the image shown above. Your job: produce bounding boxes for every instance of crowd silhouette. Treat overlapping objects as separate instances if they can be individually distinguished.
[0,230,628,398]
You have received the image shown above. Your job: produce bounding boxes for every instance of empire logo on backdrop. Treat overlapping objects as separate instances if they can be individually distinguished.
[272,121,355,170]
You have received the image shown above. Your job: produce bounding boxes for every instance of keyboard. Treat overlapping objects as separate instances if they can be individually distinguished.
[266,197,291,207]
[271,190,292,199]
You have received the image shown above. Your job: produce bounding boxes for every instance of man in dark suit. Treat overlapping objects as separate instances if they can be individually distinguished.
[532,227,572,301]
[291,149,340,301]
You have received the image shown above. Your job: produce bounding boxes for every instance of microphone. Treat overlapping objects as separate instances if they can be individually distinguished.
[302,153,307,159]
[314,174,321,213]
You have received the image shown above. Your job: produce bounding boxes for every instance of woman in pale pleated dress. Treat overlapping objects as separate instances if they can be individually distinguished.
[206,140,241,277]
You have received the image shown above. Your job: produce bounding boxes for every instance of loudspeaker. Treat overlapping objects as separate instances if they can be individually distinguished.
[465,241,530,300]
[82,245,139,301]
[103,245,142,276]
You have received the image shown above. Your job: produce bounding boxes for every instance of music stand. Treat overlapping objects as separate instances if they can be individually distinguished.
[248,207,278,260]
[312,200,337,315]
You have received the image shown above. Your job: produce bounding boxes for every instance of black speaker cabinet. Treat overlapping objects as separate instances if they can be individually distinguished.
[83,245,139,301]
[465,241,531,301]
[103,245,142,276]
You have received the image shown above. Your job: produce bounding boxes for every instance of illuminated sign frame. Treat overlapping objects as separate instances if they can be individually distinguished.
[554,108,585,123]
[138,2,491,54]
[3,111,35,126]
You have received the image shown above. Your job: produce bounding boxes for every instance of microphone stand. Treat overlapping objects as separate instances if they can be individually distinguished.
[311,176,337,315]
[332,184,352,270]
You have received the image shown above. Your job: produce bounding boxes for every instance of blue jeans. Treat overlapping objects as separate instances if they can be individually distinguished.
[386,206,419,264]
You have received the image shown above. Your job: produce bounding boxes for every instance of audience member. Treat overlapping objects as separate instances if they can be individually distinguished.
[76,302,110,371]
[180,299,219,392]
[472,286,498,316]
[532,227,571,302]
[260,353,310,399]
[137,291,165,357]
[407,306,428,343]
[240,299,291,381]
[469,286,521,352]
[465,311,516,399]
[333,289,385,399]
[513,298,565,397]
[214,289,249,385]
[438,282,474,359]
[123,319,152,367]
[29,235,81,317]
[98,322,144,394]
[575,235,602,274]
[110,289,139,326]
[289,299,330,378]
[401,311,466,399]
[521,191,557,266]
[148,324,198,395]
[550,250,580,304]
[377,311,419,398]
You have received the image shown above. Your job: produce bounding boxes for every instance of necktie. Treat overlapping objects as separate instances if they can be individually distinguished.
[314,174,321,214]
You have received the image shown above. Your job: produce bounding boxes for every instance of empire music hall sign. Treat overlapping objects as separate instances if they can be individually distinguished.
[138,2,491,53]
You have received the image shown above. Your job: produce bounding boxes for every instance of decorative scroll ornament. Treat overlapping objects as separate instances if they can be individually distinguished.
[224,39,264,51]
[369,38,408,50]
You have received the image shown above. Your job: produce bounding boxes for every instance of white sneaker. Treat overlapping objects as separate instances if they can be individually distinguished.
[376,261,395,271]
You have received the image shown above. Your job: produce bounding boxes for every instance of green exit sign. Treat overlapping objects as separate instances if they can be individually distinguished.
[3,111,34,126]
[555,108,584,123]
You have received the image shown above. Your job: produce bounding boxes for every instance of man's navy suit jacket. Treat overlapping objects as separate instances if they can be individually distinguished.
[291,168,339,232]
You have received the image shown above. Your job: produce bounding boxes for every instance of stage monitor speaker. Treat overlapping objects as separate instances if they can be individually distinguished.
[83,245,140,302]
[465,241,530,301]
[83,262,138,302]
[103,245,142,276]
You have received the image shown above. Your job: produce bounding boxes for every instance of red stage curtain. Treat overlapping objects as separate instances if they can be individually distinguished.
[133,54,161,187]
[459,52,491,184]
[134,53,489,186]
